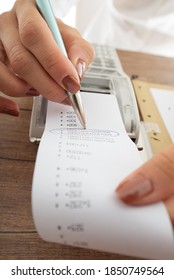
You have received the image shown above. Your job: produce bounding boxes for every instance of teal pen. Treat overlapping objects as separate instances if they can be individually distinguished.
[36,0,86,128]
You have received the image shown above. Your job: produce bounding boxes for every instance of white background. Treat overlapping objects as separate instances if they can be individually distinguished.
[0,0,15,12]
[0,0,75,26]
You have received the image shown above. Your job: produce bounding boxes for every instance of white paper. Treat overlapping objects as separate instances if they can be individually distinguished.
[32,92,174,259]
[150,88,174,141]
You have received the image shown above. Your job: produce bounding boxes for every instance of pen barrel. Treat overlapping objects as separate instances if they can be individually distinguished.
[36,0,86,128]
[36,0,67,56]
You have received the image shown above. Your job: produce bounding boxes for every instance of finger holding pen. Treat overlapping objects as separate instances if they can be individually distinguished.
[0,0,94,103]
[34,0,89,127]
[18,0,94,94]
[59,19,95,80]
[14,0,80,100]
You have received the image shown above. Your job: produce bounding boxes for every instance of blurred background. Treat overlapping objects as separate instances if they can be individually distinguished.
[0,0,76,26]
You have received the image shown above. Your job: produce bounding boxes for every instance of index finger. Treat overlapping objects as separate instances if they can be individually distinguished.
[15,0,80,93]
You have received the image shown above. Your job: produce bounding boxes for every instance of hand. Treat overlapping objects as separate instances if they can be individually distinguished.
[0,0,94,115]
[116,144,174,226]
[0,95,19,116]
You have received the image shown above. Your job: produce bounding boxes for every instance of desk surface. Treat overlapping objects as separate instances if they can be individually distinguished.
[1,50,174,260]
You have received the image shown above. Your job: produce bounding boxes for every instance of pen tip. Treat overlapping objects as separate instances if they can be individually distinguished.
[81,118,86,129]
[68,92,86,129]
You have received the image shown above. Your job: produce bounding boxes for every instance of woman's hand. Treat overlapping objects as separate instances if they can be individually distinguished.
[0,95,19,116]
[0,0,94,115]
[116,144,174,226]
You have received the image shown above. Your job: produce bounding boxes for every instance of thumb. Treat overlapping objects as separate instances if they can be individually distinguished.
[116,144,174,205]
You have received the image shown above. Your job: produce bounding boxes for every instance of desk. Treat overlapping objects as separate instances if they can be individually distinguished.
[1,51,174,260]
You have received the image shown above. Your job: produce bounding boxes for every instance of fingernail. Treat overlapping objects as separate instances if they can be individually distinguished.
[62,75,80,94]
[116,174,153,203]
[2,105,20,117]
[76,59,86,80]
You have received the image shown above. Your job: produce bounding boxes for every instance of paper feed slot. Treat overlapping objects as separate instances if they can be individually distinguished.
[29,74,140,143]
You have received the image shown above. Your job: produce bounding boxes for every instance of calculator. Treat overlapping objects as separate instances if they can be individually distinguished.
[29,44,140,143]
[81,44,140,142]
[86,44,123,75]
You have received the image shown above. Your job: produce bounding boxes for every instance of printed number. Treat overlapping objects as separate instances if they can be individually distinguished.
[105,267,164,276]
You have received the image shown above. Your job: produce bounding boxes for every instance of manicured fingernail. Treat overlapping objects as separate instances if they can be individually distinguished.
[116,174,153,203]
[2,105,20,117]
[62,75,80,94]
[76,59,86,80]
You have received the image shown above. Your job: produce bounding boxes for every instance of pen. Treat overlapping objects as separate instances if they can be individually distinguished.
[36,0,86,128]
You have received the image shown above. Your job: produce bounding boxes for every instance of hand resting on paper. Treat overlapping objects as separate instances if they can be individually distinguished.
[0,0,94,116]
[116,144,174,227]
